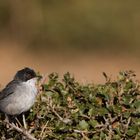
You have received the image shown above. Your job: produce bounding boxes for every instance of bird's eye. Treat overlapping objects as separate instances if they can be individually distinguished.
[26,73,32,79]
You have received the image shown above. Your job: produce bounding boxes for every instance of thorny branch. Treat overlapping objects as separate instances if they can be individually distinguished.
[5,121,37,140]
[48,97,71,124]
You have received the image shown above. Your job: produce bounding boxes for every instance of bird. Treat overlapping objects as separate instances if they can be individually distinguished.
[0,67,40,128]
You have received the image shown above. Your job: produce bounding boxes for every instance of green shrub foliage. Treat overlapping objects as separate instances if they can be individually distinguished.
[0,71,140,140]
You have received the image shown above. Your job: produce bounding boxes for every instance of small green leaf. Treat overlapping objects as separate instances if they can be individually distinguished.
[134,101,140,112]
[100,131,106,139]
[79,120,89,130]
[89,120,99,128]
[127,126,139,136]
[113,134,121,139]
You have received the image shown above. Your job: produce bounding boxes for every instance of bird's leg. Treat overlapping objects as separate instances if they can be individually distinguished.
[4,114,18,129]
[22,114,27,129]
[4,114,9,123]
[15,117,22,127]
[4,114,10,128]
[5,115,22,128]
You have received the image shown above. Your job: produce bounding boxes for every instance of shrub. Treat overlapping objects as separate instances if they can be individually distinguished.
[0,71,140,140]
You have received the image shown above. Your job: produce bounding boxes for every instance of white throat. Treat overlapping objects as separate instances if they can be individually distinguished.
[26,77,37,86]
[23,77,38,96]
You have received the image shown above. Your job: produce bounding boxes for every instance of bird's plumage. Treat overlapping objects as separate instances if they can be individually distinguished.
[0,80,19,100]
[14,67,37,82]
[0,67,38,115]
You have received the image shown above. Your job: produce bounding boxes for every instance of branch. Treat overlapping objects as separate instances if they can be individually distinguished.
[48,97,71,124]
[7,122,37,140]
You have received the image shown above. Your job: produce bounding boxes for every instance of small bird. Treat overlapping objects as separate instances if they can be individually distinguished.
[0,67,40,128]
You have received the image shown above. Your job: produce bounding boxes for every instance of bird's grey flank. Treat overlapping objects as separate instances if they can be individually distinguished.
[0,67,40,128]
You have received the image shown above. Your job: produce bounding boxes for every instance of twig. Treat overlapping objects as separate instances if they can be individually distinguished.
[74,129,100,135]
[39,121,48,138]
[38,74,47,92]
[48,98,63,121]
[80,114,91,120]
[51,107,63,121]
[51,105,71,123]
[124,117,131,135]
[6,122,37,140]
[40,74,47,85]
[48,97,71,124]
[108,113,113,140]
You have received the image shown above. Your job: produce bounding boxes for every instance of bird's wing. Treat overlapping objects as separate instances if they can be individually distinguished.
[0,80,20,100]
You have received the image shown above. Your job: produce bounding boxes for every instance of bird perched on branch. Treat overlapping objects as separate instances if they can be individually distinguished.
[0,67,41,129]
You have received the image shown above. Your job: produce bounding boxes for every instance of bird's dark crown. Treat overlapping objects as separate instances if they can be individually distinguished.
[14,67,37,82]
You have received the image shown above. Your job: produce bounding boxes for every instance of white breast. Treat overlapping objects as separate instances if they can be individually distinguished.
[16,78,38,113]
[0,78,38,115]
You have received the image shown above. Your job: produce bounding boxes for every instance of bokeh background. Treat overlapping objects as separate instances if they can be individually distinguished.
[0,0,140,86]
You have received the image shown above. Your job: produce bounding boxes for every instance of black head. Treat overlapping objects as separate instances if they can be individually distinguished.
[14,67,37,82]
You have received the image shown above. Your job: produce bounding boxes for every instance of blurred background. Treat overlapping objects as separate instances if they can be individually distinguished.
[0,0,140,86]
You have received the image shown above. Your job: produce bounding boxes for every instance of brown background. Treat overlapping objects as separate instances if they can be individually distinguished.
[0,1,140,87]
